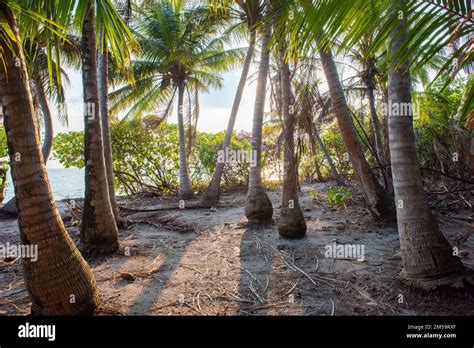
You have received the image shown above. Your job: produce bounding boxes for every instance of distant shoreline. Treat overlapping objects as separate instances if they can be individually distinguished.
[3,167,85,202]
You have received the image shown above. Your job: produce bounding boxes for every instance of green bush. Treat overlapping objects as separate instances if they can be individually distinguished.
[53,118,253,195]
[327,186,352,208]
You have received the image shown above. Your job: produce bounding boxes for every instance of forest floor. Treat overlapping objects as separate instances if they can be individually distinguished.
[1,180,473,316]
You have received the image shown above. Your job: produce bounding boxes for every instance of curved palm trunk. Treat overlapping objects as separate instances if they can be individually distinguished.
[1,79,53,215]
[98,27,119,222]
[387,5,467,288]
[177,83,194,199]
[318,43,394,220]
[0,3,98,314]
[80,1,119,254]
[277,51,306,238]
[200,33,256,207]
[244,23,273,223]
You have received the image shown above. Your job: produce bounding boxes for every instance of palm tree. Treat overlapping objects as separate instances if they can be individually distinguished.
[97,0,134,221]
[291,56,344,185]
[98,30,119,221]
[200,0,262,207]
[1,38,73,216]
[318,41,395,220]
[277,48,306,238]
[108,0,245,200]
[244,1,273,223]
[79,0,119,253]
[387,0,468,288]
[77,0,136,253]
[276,0,473,287]
[0,0,99,315]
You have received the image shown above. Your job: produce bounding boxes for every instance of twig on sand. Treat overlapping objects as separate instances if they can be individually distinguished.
[192,291,204,314]
[286,281,299,295]
[281,256,330,287]
[254,236,335,288]
[0,297,29,314]
[249,278,265,303]
[264,275,270,292]
[240,262,257,281]
[240,301,291,313]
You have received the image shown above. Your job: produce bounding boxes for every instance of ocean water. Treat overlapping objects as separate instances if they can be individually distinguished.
[3,168,85,202]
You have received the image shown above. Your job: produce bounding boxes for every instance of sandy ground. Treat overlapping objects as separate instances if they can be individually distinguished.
[1,182,473,316]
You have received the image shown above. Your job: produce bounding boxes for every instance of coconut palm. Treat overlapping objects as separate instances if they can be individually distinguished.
[244,1,273,223]
[76,0,136,254]
[97,0,134,221]
[200,0,263,207]
[276,48,306,238]
[0,37,74,216]
[274,0,473,286]
[0,0,99,315]
[108,0,245,200]
[291,56,344,185]
[98,31,119,221]
[79,0,119,253]
[386,0,469,288]
[318,40,395,220]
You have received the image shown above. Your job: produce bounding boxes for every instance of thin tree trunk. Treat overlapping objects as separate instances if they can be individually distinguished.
[313,125,343,185]
[368,86,392,190]
[367,87,384,164]
[318,42,394,220]
[0,167,5,203]
[308,131,323,181]
[200,32,256,207]
[245,20,273,223]
[98,25,119,222]
[36,82,53,163]
[277,50,306,238]
[381,90,391,165]
[387,2,468,288]
[0,3,98,314]
[80,0,119,254]
[177,83,194,199]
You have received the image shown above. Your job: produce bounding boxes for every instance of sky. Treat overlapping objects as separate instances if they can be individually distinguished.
[47,63,265,168]
[54,66,263,133]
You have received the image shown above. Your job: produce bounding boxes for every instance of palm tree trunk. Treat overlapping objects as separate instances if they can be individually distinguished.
[98,25,119,222]
[277,50,306,238]
[308,131,323,181]
[367,87,384,164]
[387,4,467,288]
[0,3,98,314]
[200,32,256,207]
[34,82,54,164]
[313,125,343,185]
[381,90,391,166]
[1,79,53,215]
[368,86,392,190]
[80,0,119,254]
[318,43,394,220]
[0,166,6,203]
[245,22,273,223]
[177,83,194,199]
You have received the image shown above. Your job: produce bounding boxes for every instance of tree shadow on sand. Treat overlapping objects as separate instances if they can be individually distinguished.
[237,223,276,315]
